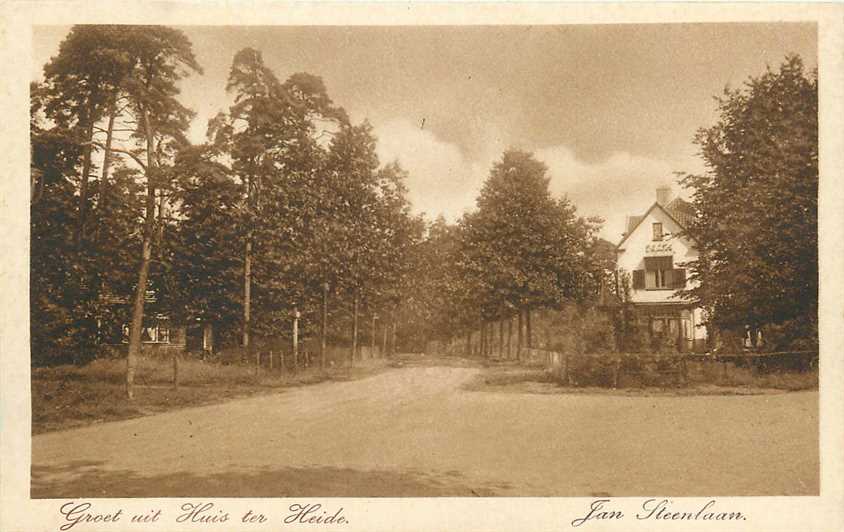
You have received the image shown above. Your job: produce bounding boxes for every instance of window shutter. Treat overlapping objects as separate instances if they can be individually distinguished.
[672,268,686,288]
[632,269,645,289]
[663,268,673,288]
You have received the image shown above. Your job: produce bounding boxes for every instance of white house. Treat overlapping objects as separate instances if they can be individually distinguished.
[616,187,708,351]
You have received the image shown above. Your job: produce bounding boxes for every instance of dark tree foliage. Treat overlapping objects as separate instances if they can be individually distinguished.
[460,150,599,314]
[169,146,244,331]
[400,150,602,351]
[681,55,818,348]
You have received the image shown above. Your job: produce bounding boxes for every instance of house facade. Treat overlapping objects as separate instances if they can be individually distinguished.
[616,187,707,352]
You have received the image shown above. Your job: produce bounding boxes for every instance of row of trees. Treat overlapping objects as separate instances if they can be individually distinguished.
[31,26,422,398]
[398,150,609,357]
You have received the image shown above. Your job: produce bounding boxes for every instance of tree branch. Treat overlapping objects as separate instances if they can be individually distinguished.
[80,141,147,171]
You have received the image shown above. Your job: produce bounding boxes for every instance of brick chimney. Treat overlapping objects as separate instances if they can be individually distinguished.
[656,186,672,206]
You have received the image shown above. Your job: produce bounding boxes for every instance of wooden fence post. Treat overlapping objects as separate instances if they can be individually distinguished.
[269,349,274,371]
[172,351,179,389]
[371,314,377,359]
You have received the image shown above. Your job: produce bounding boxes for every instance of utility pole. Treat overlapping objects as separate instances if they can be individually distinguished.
[292,305,300,372]
[498,319,504,359]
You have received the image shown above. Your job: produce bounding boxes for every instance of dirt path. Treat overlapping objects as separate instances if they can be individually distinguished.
[32,363,818,497]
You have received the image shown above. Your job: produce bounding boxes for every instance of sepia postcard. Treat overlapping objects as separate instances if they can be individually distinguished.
[1,2,843,531]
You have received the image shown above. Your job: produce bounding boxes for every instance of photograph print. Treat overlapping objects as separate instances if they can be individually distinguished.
[29,23,819,498]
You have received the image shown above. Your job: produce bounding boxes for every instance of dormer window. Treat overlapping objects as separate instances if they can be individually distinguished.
[652,222,663,241]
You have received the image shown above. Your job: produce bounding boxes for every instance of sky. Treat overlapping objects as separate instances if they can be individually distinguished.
[32,24,817,241]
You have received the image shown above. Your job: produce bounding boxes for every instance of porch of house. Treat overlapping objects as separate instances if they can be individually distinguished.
[631,303,708,353]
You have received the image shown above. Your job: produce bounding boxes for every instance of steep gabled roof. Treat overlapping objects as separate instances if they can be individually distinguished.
[616,199,694,250]
[665,197,695,228]
[625,215,643,235]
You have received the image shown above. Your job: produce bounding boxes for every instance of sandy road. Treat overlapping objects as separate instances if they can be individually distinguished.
[32,363,818,497]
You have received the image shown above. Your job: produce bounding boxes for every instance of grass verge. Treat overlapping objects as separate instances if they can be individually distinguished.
[465,363,818,396]
[32,355,389,434]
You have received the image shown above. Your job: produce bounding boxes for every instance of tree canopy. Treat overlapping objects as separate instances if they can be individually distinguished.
[681,55,818,346]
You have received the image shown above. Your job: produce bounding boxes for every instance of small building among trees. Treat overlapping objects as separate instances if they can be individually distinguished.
[616,187,707,352]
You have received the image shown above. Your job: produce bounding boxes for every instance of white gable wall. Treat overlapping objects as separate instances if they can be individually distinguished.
[616,204,706,341]
[617,204,698,303]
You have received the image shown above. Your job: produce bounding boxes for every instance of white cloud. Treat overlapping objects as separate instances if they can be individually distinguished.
[535,146,683,242]
[374,119,489,222]
[374,118,692,243]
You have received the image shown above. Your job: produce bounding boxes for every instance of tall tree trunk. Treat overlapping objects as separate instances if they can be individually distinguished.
[351,290,359,367]
[485,322,490,357]
[517,310,524,362]
[507,317,512,359]
[390,318,397,357]
[466,331,471,357]
[156,192,178,379]
[242,235,252,350]
[480,321,487,359]
[77,119,96,245]
[156,192,167,258]
[498,319,504,358]
[526,307,533,349]
[371,314,376,358]
[95,100,117,246]
[382,319,388,357]
[491,322,495,357]
[321,281,328,370]
[94,100,117,345]
[126,107,156,401]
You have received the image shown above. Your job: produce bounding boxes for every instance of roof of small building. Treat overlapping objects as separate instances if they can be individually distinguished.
[617,196,695,250]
